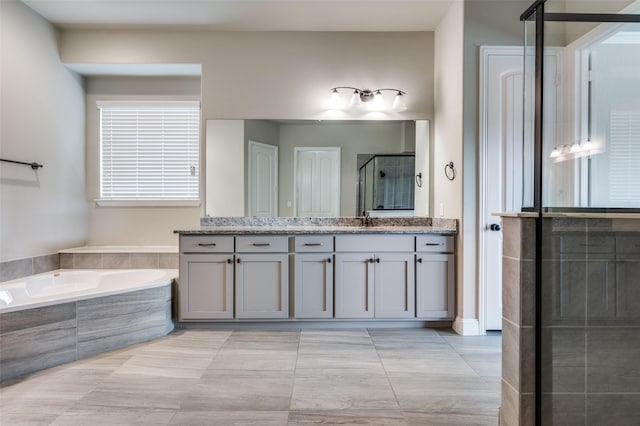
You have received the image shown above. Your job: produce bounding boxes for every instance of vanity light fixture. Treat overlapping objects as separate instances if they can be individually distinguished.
[549,139,600,163]
[329,87,407,111]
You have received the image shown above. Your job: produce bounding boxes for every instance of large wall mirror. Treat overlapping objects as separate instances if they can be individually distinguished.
[205,119,430,218]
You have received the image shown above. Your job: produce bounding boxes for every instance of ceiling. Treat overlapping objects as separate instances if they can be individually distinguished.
[20,0,455,31]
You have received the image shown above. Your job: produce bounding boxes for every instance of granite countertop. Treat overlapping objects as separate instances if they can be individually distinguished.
[174,217,458,235]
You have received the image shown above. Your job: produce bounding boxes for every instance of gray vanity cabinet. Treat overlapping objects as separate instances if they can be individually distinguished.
[334,235,415,319]
[235,236,289,319]
[293,236,334,319]
[179,236,234,320]
[415,236,455,319]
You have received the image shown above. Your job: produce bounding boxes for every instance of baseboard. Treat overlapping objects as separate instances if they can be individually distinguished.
[452,317,481,335]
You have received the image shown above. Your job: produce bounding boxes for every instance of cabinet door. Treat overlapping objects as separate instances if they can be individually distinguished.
[294,254,334,318]
[335,253,374,318]
[416,254,455,318]
[235,254,289,319]
[179,254,234,320]
[374,253,415,318]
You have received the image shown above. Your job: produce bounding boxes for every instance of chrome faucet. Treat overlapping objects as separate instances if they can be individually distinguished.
[360,213,374,227]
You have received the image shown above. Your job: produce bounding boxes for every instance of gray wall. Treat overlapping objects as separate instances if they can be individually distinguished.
[461,0,532,331]
[0,1,87,262]
[59,28,434,237]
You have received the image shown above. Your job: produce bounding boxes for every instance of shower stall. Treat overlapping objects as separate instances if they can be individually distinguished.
[517,1,640,424]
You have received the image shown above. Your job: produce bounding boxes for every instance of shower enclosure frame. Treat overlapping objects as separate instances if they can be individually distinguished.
[519,1,640,424]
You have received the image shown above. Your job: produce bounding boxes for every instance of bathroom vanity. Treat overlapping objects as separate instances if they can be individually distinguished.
[175,217,456,324]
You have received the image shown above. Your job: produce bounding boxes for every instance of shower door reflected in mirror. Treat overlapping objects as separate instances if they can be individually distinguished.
[357,154,415,216]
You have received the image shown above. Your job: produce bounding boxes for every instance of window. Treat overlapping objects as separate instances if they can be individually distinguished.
[98,101,200,205]
[609,106,640,205]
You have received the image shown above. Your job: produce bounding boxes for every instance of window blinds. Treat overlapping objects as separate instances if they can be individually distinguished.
[99,102,200,200]
[609,107,640,205]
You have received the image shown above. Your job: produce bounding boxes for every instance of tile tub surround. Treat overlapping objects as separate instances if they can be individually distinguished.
[0,253,59,283]
[1,247,179,283]
[0,284,173,382]
[59,246,179,270]
[189,216,458,234]
[0,328,501,425]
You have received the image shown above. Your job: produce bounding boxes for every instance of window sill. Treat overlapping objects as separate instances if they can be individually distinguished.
[94,199,201,208]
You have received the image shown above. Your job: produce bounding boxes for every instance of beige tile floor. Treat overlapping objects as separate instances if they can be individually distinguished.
[0,328,501,425]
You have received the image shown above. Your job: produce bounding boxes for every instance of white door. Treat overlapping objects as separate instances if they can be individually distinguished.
[480,47,561,331]
[248,141,278,217]
[294,147,340,217]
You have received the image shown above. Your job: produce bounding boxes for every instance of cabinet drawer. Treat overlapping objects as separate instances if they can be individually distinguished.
[335,235,414,252]
[416,235,454,253]
[294,236,334,252]
[236,236,289,253]
[181,235,234,253]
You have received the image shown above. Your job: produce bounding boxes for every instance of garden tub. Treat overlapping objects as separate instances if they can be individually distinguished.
[0,269,177,382]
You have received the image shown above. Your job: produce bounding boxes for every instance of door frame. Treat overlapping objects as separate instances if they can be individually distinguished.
[293,146,341,217]
[479,45,523,334]
[248,140,278,217]
[479,46,563,333]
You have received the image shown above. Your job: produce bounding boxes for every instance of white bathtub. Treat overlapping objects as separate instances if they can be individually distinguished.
[0,269,177,314]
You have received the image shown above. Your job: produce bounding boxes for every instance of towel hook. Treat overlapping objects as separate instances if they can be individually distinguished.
[415,172,423,188]
[444,162,456,181]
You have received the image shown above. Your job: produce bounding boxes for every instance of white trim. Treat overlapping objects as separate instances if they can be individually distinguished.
[452,317,481,336]
[95,199,201,208]
[96,100,200,108]
[478,46,523,335]
[478,46,563,334]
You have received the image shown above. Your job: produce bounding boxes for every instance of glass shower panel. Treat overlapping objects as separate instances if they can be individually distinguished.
[539,2,640,424]
[358,155,415,214]
[587,24,640,207]
[522,16,536,209]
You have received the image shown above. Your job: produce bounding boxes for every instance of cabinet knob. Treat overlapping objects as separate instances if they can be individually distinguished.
[236,258,241,264]
[376,258,381,263]
[197,243,217,247]
[227,259,232,264]
[327,258,332,264]
[417,258,423,263]
[369,258,375,263]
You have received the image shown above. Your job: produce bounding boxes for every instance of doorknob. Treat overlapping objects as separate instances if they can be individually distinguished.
[489,223,501,232]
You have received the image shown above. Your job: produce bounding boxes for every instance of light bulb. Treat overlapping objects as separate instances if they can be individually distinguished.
[550,147,561,158]
[329,88,342,109]
[349,90,362,107]
[391,92,407,111]
[371,90,385,110]
[582,140,593,152]
[570,143,581,153]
